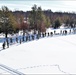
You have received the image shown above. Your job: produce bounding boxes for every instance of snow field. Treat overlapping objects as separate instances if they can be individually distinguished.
[0,34,76,74]
[0,27,76,74]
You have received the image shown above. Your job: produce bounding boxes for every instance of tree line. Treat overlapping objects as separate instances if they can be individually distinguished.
[0,5,76,38]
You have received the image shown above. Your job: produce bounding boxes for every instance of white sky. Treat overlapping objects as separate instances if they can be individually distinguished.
[0,0,76,12]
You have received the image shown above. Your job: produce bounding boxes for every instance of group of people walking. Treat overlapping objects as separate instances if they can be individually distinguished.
[2,29,75,49]
[2,32,53,49]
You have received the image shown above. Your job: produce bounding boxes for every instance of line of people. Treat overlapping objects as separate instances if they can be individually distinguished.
[2,29,75,50]
[2,32,53,49]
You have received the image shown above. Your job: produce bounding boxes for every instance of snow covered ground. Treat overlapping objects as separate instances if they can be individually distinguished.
[0,33,76,74]
[0,29,76,75]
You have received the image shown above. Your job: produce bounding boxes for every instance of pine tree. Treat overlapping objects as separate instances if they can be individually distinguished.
[0,6,17,38]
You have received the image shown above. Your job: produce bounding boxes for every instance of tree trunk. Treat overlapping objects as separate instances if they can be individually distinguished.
[5,32,8,38]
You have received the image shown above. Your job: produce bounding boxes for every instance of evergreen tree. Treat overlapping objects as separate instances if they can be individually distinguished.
[29,4,51,32]
[46,16,51,28]
[0,6,17,38]
[53,18,61,29]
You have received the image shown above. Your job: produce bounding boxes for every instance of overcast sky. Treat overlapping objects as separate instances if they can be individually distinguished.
[0,0,76,12]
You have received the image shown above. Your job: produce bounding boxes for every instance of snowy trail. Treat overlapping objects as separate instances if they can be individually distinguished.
[0,64,25,75]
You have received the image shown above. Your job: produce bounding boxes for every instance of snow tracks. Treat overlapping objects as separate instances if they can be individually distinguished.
[0,64,25,75]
